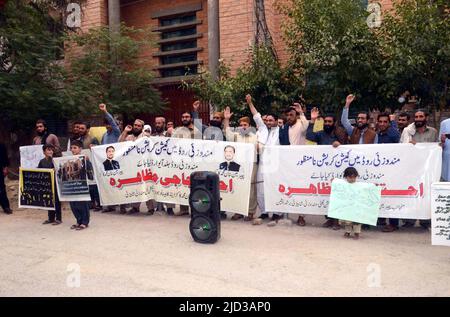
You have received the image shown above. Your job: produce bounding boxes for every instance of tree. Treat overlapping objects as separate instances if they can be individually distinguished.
[0,0,68,131]
[277,0,386,113]
[0,0,164,134]
[380,0,450,110]
[65,23,165,117]
[184,44,303,123]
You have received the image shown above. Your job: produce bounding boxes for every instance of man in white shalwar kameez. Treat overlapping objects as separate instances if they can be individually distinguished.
[245,94,283,226]
[439,118,450,181]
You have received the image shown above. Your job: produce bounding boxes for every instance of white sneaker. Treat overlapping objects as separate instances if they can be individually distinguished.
[252,218,263,225]
[267,220,278,227]
[278,218,293,226]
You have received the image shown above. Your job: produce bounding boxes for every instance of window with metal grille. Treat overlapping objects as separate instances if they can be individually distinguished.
[161,53,197,65]
[161,27,197,39]
[161,41,197,52]
[154,11,202,79]
[161,66,198,78]
[160,14,196,27]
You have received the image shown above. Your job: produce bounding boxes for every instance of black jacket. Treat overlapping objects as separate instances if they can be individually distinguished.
[0,143,9,169]
[219,161,240,172]
[103,159,120,171]
[279,124,290,145]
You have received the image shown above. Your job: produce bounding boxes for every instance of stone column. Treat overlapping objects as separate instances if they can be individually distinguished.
[208,0,220,81]
[108,0,120,34]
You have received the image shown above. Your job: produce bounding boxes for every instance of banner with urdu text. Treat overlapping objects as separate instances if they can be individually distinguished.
[263,143,442,219]
[91,137,255,214]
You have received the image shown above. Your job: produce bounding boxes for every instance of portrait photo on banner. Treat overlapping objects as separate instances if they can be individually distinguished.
[53,155,91,201]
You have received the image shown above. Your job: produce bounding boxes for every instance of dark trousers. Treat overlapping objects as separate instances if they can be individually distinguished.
[404,219,430,226]
[89,185,101,208]
[70,201,90,226]
[379,217,399,227]
[389,218,399,227]
[48,196,62,222]
[0,173,10,211]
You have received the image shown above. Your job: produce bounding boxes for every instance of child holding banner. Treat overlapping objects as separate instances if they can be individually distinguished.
[38,144,62,225]
[340,167,362,240]
[68,140,91,231]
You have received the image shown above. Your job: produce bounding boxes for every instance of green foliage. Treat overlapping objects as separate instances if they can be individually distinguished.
[0,0,68,130]
[0,1,163,133]
[380,0,450,109]
[65,23,164,116]
[278,0,386,113]
[277,0,450,112]
[184,45,303,122]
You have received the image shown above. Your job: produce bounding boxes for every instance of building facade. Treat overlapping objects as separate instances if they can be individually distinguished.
[77,0,393,124]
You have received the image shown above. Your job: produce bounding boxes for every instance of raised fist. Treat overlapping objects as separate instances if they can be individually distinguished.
[193,100,200,111]
[345,94,355,106]
[99,103,107,112]
[245,94,252,105]
[293,102,303,114]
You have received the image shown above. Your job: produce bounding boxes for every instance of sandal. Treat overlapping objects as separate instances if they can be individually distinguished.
[244,215,254,221]
[344,232,351,238]
[70,224,79,230]
[42,220,54,225]
[52,220,62,225]
[231,214,244,221]
[297,216,306,226]
[76,224,88,230]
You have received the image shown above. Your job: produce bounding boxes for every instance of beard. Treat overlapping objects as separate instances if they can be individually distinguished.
[182,120,191,127]
[414,120,426,128]
[357,123,368,130]
[210,120,222,128]
[323,125,334,134]
[36,130,46,136]
[132,128,142,136]
[155,126,164,133]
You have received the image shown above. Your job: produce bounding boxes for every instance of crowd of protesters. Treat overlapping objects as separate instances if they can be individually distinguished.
[1,93,448,237]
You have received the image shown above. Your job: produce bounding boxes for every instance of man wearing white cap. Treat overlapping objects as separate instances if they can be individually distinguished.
[143,124,152,137]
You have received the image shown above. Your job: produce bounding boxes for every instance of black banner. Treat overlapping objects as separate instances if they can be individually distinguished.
[19,168,55,210]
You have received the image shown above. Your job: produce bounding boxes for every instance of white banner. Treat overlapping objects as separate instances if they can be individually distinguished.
[20,145,45,169]
[431,183,450,246]
[91,137,255,214]
[263,143,442,219]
